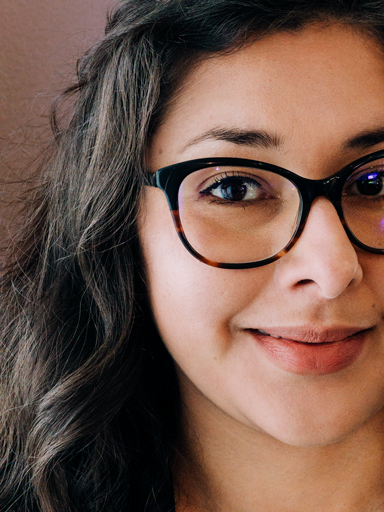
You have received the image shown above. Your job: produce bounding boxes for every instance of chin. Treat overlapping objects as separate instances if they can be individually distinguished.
[253,412,370,448]
[271,428,354,448]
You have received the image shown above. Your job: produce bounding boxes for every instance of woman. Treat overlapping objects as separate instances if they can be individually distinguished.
[2,0,384,510]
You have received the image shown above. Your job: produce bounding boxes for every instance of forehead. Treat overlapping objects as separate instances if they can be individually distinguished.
[150,23,384,173]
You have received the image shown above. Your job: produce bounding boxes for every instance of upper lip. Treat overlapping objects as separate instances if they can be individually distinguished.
[248,326,372,343]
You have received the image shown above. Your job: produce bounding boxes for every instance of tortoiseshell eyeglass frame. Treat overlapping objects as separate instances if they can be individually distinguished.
[145,149,384,269]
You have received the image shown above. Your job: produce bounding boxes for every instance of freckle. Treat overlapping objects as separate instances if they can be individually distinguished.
[159,148,163,155]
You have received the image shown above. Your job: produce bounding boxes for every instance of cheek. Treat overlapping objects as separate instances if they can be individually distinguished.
[360,253,384,305]
[138,187,268,361]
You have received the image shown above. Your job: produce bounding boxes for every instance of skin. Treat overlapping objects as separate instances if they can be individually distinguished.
[139,24,384,511]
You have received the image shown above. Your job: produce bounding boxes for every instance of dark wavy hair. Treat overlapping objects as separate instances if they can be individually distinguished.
[1,1,384,511]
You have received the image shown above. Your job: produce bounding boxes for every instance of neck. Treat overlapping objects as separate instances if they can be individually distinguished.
[175,382,384,512]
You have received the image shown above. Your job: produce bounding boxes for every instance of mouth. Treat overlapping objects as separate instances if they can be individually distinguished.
[253,326,369,343]
[247,326,371,375]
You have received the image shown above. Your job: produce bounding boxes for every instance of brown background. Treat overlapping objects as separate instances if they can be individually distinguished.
[0,0,112,234]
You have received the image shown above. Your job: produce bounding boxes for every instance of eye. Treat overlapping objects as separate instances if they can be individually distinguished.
[346,168,384,197]
[200,175,266,202]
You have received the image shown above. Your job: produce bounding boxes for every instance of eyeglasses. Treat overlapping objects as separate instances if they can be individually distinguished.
[145,149,384,269]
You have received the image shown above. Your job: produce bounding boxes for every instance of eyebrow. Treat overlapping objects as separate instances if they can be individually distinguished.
[183,126,384,152]
[344,128,384,150]
[183,128,282,150]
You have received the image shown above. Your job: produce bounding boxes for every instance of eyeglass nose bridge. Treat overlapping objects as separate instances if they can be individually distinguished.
[291,173,348,244]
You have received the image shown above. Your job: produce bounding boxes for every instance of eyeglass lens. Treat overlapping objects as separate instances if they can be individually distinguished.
[342,158,384,250]
[177,158,384,264]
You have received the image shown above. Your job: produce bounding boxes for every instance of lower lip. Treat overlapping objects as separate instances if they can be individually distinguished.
[250,331,367,375]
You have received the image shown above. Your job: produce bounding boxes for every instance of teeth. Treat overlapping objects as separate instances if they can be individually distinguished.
[258,329,282,339]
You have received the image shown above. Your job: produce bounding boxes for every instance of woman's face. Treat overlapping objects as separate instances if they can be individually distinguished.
[139,23,384,446]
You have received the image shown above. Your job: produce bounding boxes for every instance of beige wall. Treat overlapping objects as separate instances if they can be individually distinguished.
[0,0,112,230]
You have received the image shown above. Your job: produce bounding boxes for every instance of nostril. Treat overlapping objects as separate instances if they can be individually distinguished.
[297,279,313,285]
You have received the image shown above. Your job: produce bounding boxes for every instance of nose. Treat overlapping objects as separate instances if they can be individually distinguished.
[276,198,363,299]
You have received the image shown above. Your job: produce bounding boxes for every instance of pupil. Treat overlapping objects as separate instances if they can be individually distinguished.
[356,173,383,196]
[223,180,247,201]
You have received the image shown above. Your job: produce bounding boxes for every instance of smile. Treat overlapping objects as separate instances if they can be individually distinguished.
[248,327,371,375]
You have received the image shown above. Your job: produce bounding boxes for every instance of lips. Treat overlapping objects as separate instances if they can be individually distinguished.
[255,327,366,343]
[248,326,370,375]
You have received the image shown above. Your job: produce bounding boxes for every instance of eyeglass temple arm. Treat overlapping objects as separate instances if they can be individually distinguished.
[144,172,159,187]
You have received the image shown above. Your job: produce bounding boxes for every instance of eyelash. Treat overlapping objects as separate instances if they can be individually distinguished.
[199,173,262,202]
